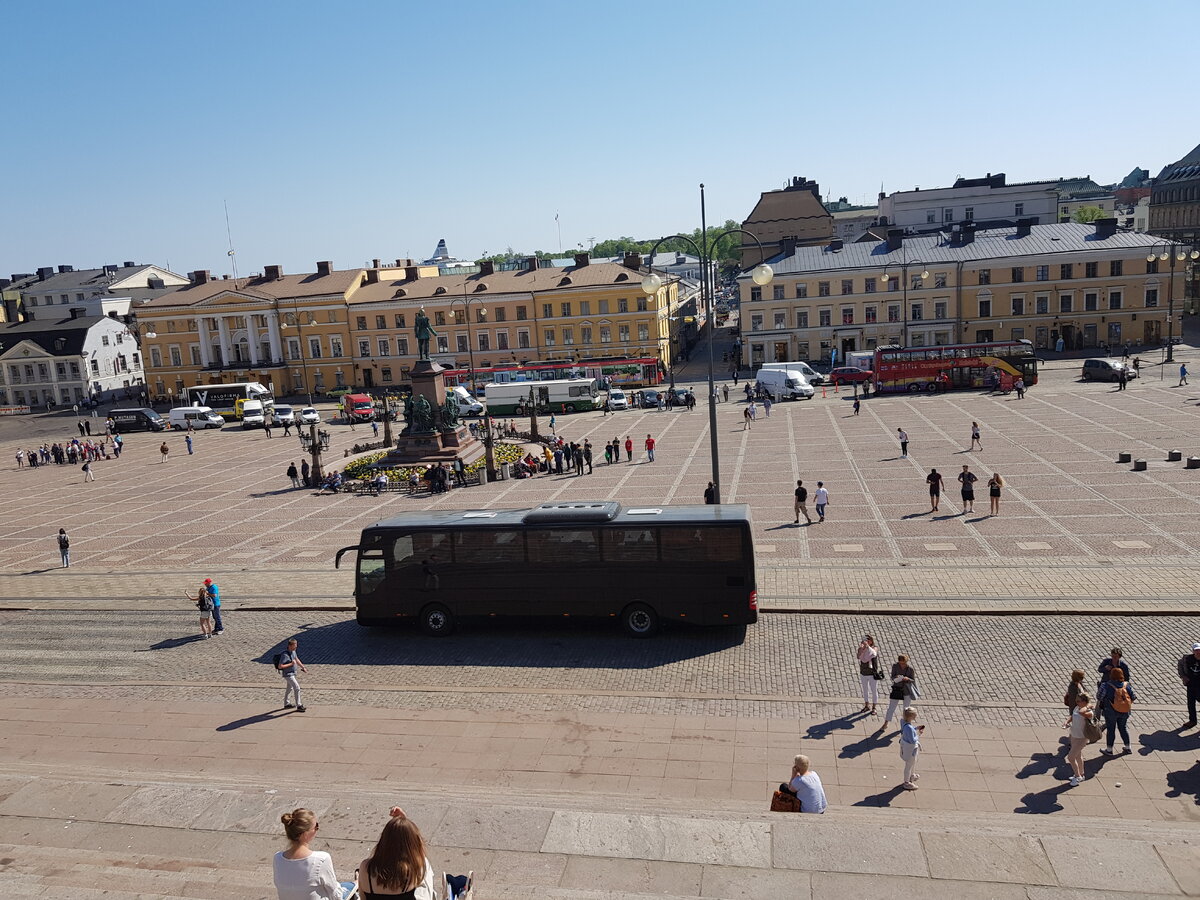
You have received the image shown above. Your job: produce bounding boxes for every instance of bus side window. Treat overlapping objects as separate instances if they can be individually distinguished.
[528,529,599,565]
[359,551,386,594]
[391,535,415,567]
[660,526,744,563]
[454,529,525,565]
[604,528,657,562]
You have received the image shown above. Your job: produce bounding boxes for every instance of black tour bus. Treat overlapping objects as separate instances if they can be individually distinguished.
[335,501,757,636]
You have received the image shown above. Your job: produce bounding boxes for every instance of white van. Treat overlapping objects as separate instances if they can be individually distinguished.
[241,399,266,428]
[754,368,815,401]
[169,406,225,430]
[450,385,485,416]
[759,360,824,385]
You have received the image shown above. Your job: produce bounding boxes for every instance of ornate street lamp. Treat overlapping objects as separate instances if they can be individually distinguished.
[879,259,929,347]
[1146,241,1199,362]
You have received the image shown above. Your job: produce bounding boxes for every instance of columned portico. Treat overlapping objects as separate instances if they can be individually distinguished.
[246,316,260,365]
[216,318,233,366]
[198,319,213,367]
[267,312,283,363]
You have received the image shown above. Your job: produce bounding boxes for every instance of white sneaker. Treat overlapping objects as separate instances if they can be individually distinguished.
[1068,775,1081,786]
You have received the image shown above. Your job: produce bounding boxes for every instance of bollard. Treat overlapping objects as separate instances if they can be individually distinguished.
[1167,450,1182,462]
[1117,451,1132,463]
[1187,457,1200,469]
[1132,459,1147,471]
[821,385,827,399]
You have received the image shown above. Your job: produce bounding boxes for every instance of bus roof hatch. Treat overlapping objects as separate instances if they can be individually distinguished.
[522,502,621,524]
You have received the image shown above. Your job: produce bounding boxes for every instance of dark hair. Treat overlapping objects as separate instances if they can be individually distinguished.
[366,814,427,891]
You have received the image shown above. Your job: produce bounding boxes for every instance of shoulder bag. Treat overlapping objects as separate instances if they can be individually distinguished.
[1083,711,1102,744]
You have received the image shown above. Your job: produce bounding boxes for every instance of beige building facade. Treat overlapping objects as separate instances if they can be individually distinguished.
[738,221,1169,367]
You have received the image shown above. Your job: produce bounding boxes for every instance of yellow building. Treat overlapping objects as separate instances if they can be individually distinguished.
[137,255,681,398]
[738,220,1171,366]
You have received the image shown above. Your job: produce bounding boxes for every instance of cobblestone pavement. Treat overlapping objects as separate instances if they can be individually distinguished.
[1,609,1194,724]
[3,361,1200,611]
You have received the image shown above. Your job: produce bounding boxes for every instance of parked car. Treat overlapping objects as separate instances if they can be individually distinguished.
[1081,359,1137,382]
[637,388,662,408]
[607,389,629,410]
[830,366,874,385]
[272,404,296,426]
[299,406,321,425]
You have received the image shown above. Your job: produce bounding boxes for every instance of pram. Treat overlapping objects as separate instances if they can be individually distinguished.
[445,870,474,900]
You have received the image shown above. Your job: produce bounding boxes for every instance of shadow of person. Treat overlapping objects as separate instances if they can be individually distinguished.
[216,710,295,732]
[1165,759,1200,806]
[1137,728,1200,756]
[839,729,896,759]
[1014,782,1069,814]
[141,634,208,651]
[901,512,929,519]
[1016,737,1072,781]
[852,784,907,807]
[804,711,869,742]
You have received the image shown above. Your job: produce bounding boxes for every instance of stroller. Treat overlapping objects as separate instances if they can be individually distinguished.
[446,871,474,900]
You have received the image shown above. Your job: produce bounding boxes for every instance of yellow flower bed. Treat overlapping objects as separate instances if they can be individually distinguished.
[343,441,527,482]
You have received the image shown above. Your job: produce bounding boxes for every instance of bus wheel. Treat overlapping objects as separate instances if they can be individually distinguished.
[621,602,659,638]
[925,382,939,392]
[906,383,922,393]
[419,603,455,636]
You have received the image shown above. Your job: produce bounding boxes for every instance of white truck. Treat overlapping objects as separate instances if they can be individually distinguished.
[449,385,485,416]
[754,368,815,402]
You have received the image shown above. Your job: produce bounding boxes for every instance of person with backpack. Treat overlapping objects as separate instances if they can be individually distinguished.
[1096,668,1137,755]
[276,638,307,712]
[204,578,223,635]
[187,585,214,639]
[56,528,70,568]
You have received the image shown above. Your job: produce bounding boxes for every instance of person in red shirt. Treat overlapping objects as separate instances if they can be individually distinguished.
[624,436,633,461]
[644,434,656,462]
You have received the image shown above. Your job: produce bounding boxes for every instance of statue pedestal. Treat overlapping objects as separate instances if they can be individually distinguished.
[375,359,486,466]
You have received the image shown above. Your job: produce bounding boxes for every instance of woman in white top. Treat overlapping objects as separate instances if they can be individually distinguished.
[358,806,438,899]
[272,807,345,900]
[1064,692,1094,786]
[856,635,880,715]
[787,754,828,814]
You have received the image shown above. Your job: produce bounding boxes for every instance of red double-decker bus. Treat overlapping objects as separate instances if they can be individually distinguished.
[873,341,1038,394]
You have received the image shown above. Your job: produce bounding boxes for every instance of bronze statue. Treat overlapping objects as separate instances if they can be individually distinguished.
[414,307,439,360]
[442,394,460,428]
[411,394,434,432]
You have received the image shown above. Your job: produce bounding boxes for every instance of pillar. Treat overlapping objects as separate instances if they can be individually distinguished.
[267,312,283,363]
[198,319,213,367]
[217,317,233,367]
[247,316,260,365]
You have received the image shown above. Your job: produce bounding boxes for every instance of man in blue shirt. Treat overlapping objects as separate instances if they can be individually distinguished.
[205,578,223,634]
[278,639,307,712]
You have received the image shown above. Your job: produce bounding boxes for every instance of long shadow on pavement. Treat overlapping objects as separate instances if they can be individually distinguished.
[1016,736,1072,782]
[838,726,896,759]
[216,709,297,731]
[1015,751,1120,814]
[804,711,867,742]
[852,784,907,808]
[142,634,209,651]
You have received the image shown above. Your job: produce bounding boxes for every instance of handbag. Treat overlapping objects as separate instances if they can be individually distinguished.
[770,786,801,813]
[1083,713,1102,744]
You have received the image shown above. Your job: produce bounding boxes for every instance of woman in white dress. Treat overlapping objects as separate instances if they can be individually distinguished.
[856,635,880,715]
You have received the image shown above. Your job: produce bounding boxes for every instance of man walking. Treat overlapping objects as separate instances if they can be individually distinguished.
[205,578,224,634]
[287,462,300,488]
[897,427,909,458]
[1014,378,1026,399]
[722,384,729,403]
[813,482,829,523]
[704,482,716,504]
[583,440,593,473]
[1180,363,1189,386]
[853,397,860,416]
[1117,368,1128,391]
[301,459,311,488]
[159,441,170,463]
[794,480,812,525]
[185,434,194,455]
[957,465,977,514]
[927,468,944,512]
[277,638,307,712]
[82,460,95,482]
[624,436,633,461]
[1180,642,1200,729]
[645,434,656,462]
[57,528,70,568]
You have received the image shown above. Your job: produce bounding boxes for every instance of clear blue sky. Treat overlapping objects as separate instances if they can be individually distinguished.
[2,0,1195,280]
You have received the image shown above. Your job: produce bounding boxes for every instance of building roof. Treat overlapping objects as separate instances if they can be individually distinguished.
[347,261,650,306]
[139,268,366,309]
[0,314,111,356]
[17,265,181,295]
[754,222,1163,276]
[1155,143,1200,185]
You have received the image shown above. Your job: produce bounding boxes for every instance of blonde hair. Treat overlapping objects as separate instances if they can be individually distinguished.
[902,707,918,722]
[281,808,316,842]
[991,474,1005,487]
[792,754,810,775]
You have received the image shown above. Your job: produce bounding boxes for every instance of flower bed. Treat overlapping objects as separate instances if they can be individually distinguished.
[342,441,527,482]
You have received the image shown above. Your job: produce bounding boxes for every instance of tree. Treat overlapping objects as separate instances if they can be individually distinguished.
[1071,206,1107,224]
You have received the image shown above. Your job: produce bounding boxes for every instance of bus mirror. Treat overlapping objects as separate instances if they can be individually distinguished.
[334,546,358,569]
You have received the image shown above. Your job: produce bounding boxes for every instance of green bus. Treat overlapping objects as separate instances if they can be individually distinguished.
[335,501,758,637]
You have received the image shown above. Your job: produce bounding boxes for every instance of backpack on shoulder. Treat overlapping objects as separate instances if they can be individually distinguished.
[273,653,284,670]
[1110,684,1132,714]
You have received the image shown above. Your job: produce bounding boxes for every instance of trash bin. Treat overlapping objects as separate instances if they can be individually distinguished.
[500,462,510,480]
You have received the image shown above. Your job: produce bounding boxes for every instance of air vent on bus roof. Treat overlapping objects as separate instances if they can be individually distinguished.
[461,511,498,518]
[522,501,620,524]
[626,508,663,516]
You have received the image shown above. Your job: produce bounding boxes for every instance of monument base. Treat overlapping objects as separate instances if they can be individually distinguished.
[377,426,485,466]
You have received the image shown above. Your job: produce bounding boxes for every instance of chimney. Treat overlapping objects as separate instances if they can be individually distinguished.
[479,261,495,276]
[316,260,333,276]
[622,251,641,270]
[828,239,844,252]
[263,264,283,280]
[1093,217,1119,239]
[123,261,135,268]
[394,258,413,267]
[372,258,381,269]
[69,308,81,319]
[524,256,540,271]
[57,264,72,273]
[1015,218,1034,238]
[573,252,590,268]
[37,266,54,281]
[190,270,211,285]
[886,229,904,251]
[781,237,798,256]
[404,266,422,281]
[364,269,380,285]
[961,223,977,245]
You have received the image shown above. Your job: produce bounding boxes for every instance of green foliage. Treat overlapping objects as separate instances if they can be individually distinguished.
[1071,206,1107,223]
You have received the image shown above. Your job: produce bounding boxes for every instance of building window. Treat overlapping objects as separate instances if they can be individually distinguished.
[1035,295,1049,314]
[478,332,491,351]
[497,332,509,350]
[1084,292,1099,311]
[382,367,393,383]
[1085,262,1098,278]
[518,331,530,349]
[516,306,527,320]
[795,283,808,298]
[308,337,322,359]
[91,360,100,375]
[617,298,629,313]
[840,307,853,325]
[934,301,947,319]
[561,328,574,346]
[398,338,409,355]
[751,315,763,331]
[772,285,785,300]
[943,208,954,222]
[1146,259,1158,274]
[618,324,630,342]
[965,207,974,220]
[926,211,936,224]
[561,302,571,317]
[436,336,449,353]
[542,304,553,319]
[864,278,876,293]
[394,314,406,328]
[636,297,647,311]
[1011,267,1024,283]
[888,277,899,292]
[1061,263,1074,279]
[150,348,162,368]
[865,305,877,323]
[1011,297,1025,315]
[377,338,390,356]
[599,326,611,343]
[841,279,853,295]
[637,323,648,341]
[101,335,110,346]
[910,303,923,321]
[888,304,900,322]
[750,287,762,302]
[910,275,923,291]
[1036,266,1049,281]
[979,299,992,317]
[1059,295,1073,313]
[375,315,386,329]
[544,329,555,347]
[1015,203,1024,216]
[978,269,991,285]
[356,316,367,330]
[335,371,345,388]
[818,309,832,327]
[598,300,609,314]
[169,348,182,367]
[1145,288,1159,307]
[1110,260,1123,276]
[1108,291,1122,310]
[434,312,446,326]
[493,307,506,322]
[456,334,468,353]
[796,311,809,328]
[934,273,947,288]
[818,281,830,297]
[359,339,371,357]
[773,312,786,329]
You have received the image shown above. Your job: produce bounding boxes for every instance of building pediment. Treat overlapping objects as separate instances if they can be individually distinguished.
[186,290,278,309]
[1,338,61,360]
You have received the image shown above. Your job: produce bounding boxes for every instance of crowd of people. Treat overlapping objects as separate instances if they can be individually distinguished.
[16,435,121,470]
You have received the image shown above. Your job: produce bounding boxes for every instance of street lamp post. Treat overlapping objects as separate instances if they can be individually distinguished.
[280,304,314,405]
[641,183,773,505]
[879,258,929,347]
[451,294,496,480]
[1146,241,1200,362]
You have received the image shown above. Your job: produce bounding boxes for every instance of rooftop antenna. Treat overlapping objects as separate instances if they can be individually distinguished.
[224,200,240,286]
